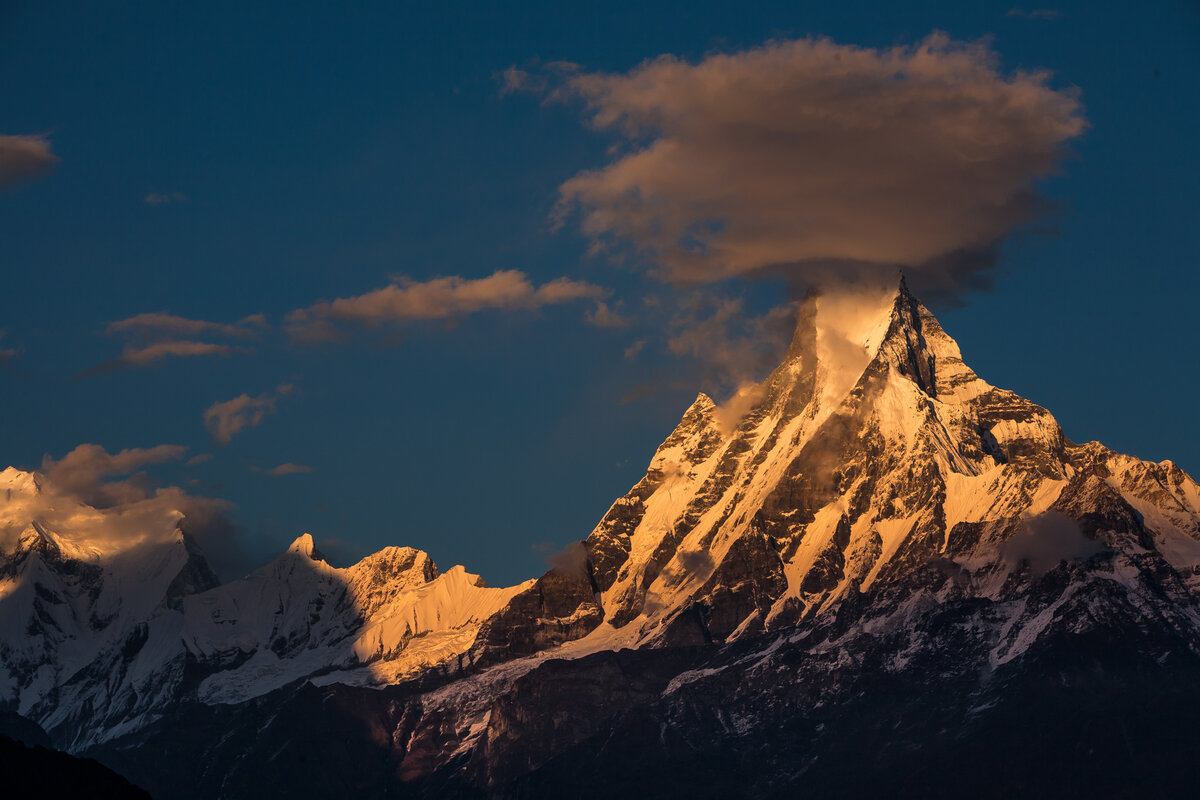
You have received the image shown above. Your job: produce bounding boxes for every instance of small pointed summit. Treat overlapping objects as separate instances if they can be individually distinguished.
[17,521,61,557]
[287,533,326,562]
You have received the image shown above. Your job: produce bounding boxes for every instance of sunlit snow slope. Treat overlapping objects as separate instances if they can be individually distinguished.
[3,277,1200,752]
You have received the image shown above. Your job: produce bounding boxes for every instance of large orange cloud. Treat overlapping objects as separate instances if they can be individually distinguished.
[548,33,1086,290]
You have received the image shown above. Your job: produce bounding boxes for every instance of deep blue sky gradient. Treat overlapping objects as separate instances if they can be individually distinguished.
[1,1,1197,583]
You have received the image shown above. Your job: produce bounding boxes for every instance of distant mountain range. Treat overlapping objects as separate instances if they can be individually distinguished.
[4,278,1200,797]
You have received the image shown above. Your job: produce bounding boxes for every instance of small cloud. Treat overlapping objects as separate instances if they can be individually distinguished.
[203,384,293,446]
[186,453,213,466]
[267,462,313,477]
[1006,8,1061,19]
[144,191,188,205]
[495,61,579,97]
[1001,512,1104,577]
[544,541,589,579]
[285,270,607,342]
[497,66,542,96]
[675,549,715,574]
[586,301,630,328]
[0,332,18,363]
[624,339,647,359]
[0,134,58,190]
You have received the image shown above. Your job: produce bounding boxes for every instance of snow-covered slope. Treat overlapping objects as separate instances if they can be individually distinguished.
[183,534,533,704]
[4,276,1200,766]
[0,475,533,745]
[0,466,216,738]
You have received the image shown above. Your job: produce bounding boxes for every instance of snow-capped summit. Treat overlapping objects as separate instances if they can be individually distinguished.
[285,532,324,560]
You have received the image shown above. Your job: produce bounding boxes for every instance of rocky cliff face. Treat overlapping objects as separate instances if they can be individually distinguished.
[4,278,1200,796]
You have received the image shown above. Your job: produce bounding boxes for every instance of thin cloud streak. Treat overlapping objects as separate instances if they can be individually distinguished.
[1006,8,1061,19]
[144,191,188,205]
[119,340,239,366]
[82,311,267,375]
[107,312,266,340]
[267,462,314,477]
[0,332,17,363]
[286,269,607,341]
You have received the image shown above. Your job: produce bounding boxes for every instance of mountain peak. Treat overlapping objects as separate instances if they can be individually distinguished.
[287,533,325,562]
[16,521,61,558]
[0,467,41,497]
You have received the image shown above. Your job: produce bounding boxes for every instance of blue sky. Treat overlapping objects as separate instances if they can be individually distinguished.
[1,1,1197,584]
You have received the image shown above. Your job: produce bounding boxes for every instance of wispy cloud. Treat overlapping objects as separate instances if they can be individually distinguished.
[85,311,266,374]
[203,384,294,446]
[144,191,188,205]
[0,134,58,190]
[0,332,18,363]
[117,340,239,366]
[106,312,266,340]
[267,462,314,477]
[285,269,606,341]
[666,293,796,390]
[1006,8,1061,19]
[586,301,630,328]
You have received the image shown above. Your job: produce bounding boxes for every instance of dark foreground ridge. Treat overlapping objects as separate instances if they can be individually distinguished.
[0,712,150,798]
